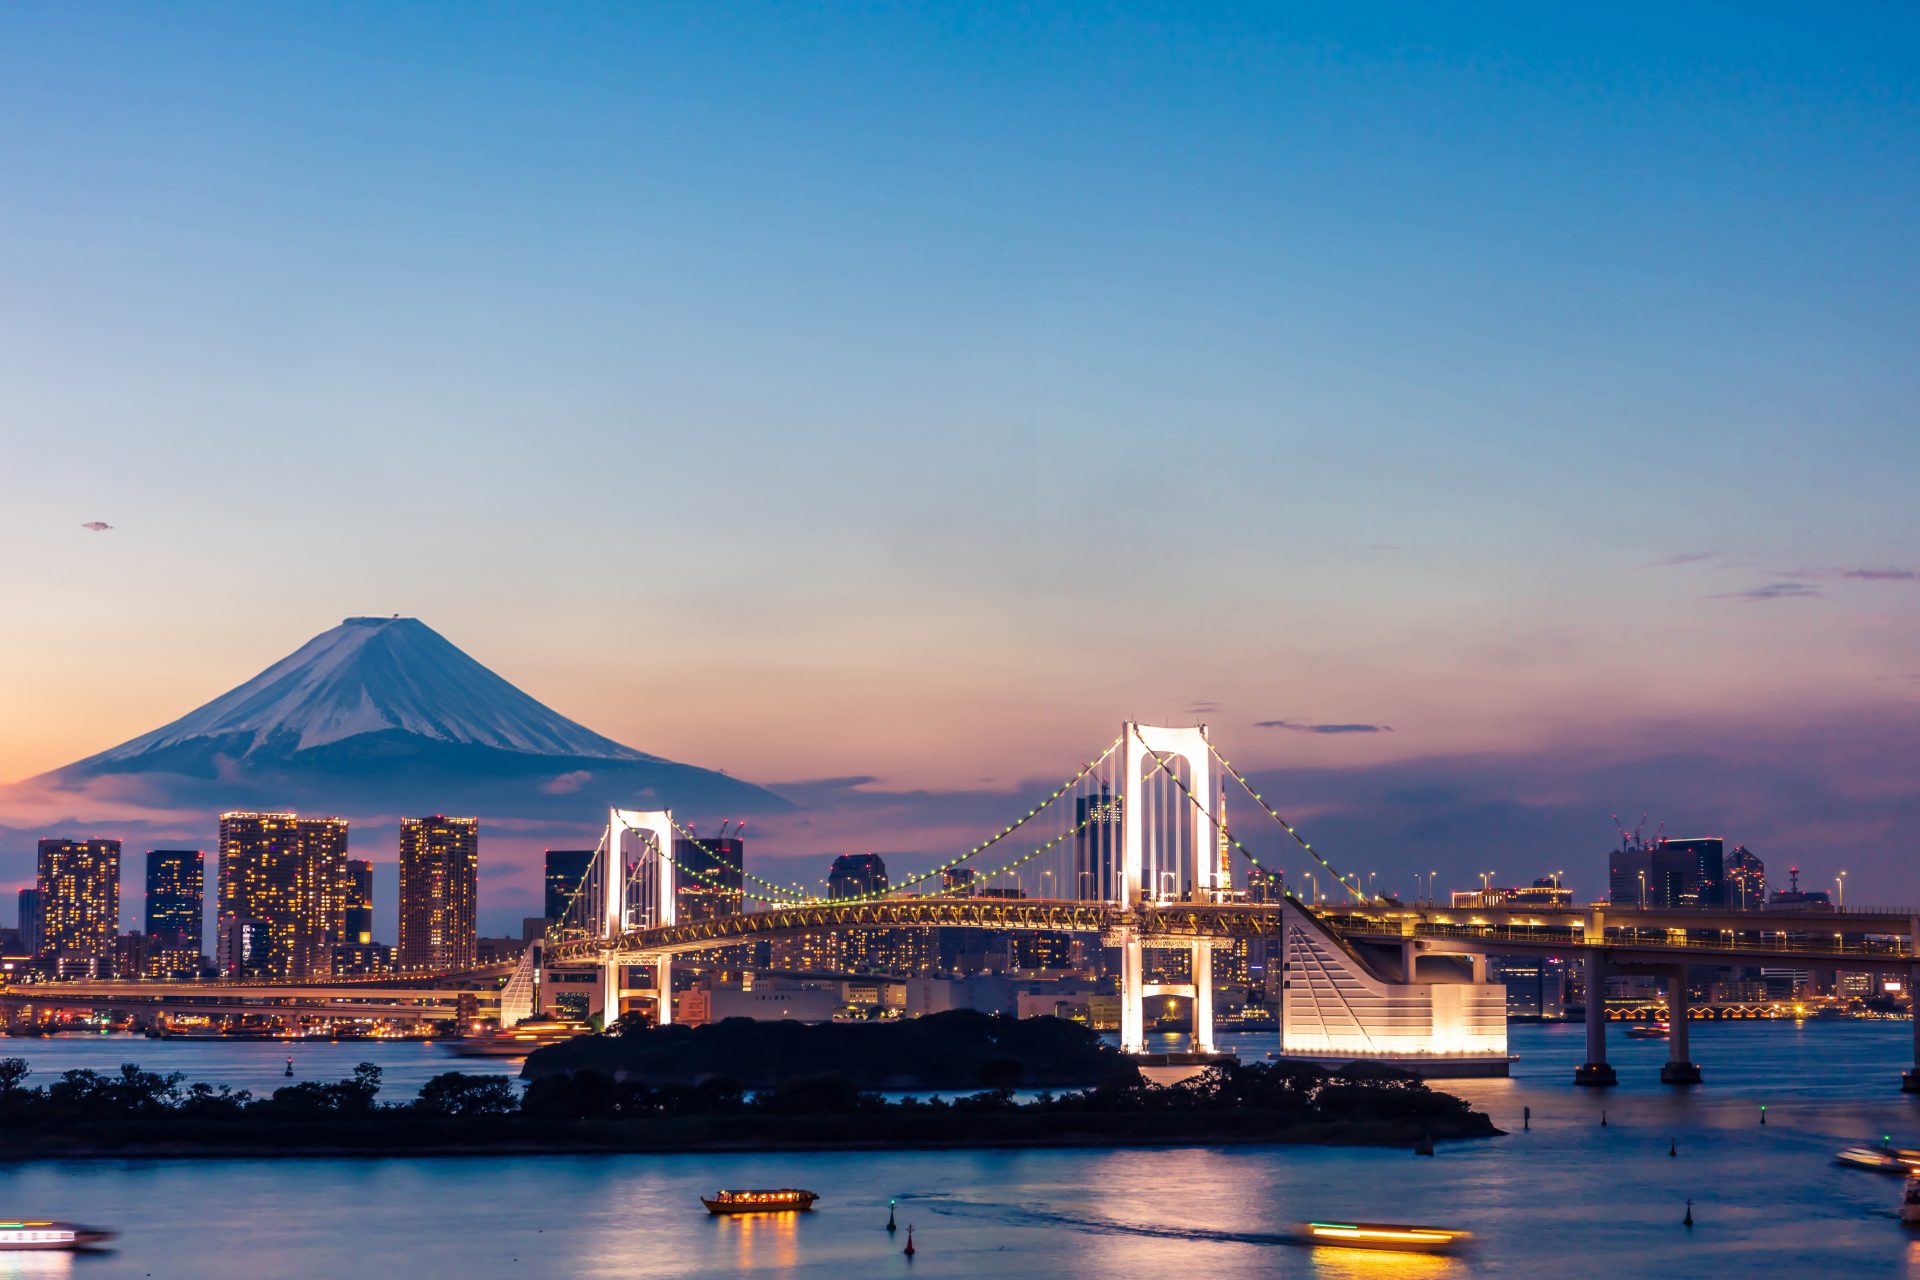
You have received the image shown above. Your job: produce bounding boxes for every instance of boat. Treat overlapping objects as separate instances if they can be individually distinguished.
[1902,1173,1920,1225]
[1624,1022,1669,1040]
[701,1189,820,1215]
[441,1019,587,1057]
[1297,1221,1470,1253]
[0,1221,116,1251]
[1835,1145,1920,1173]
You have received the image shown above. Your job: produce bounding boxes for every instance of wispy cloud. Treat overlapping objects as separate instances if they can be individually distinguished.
[1708,582,1823,601]
[1648,550,1720,567]
[1835,567,1917,582]
[1255,719,1393,735]
[1187,700,1221,715]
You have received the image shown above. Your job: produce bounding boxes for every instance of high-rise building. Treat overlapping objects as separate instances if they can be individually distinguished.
[344,859,374,944]
[1653,838,1725,909]
[1607,830,1656,907]
[941,866,977,896]
[827,853,888,900]
[672,835,745,923]
[543,849,595,923]
[1725,845,1766,908]
[35,838,121,978]
[217,812,350,979]
[1073,784,1122,901]
[144,849,204,977]
[398,816,479,972]
[15,888,42,958]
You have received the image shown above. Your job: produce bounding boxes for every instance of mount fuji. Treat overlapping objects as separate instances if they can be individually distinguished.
[31,617,788,818]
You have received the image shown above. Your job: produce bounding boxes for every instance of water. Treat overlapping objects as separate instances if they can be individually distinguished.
[0,1021,1917,1277]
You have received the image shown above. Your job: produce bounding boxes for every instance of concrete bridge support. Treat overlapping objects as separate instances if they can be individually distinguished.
[1658,965,1701,1085]
[1119,932,1145,1054]
[1574,948,1617,1086]
[1190,939,1214,1055]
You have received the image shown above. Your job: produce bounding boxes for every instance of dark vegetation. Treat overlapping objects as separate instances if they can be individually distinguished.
[0,1050,1496,1159]
[521,1010,1130,1090]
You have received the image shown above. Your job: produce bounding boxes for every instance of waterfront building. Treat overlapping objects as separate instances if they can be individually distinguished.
[1073,783,1122,901]
[35,838,121,978]
[398,815,479,972]
[1608,832,1656,907]
[344,858,374,945]
[15,888,42,958]
[543,849,595,922]
[217,812,350,979]
[941,866,977,895]
[1487,955,1567,1018]
[1725,845,1766,908]
[332,941,394,976]
[144,849,205,978]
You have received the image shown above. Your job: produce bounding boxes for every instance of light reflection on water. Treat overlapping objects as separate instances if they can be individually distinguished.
[0,1022,1917,1275]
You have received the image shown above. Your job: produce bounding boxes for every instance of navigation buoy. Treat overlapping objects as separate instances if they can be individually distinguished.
[1669,1138,1677,1158]
[1683,1199,1694,1228]
[1601,1109,1608,1127]
[1760,1105,1767,1126]
[887,1200,897,1233]
[903,1225,916,1257]
[285,1057,294,1077]
[1523,1105,1530,1131]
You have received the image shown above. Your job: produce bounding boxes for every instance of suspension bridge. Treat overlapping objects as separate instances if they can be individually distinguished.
[516,720,1920,1088]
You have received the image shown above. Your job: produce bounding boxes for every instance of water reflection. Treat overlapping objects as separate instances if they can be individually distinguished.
[0,1252,75,1280]
[717,1209,802,1272]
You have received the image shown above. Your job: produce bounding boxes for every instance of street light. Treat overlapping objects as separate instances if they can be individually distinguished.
[1836,871,1847,908]
[1638,870,1647,910]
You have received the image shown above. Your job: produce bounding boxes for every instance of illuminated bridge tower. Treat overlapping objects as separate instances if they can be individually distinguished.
[606,809,676,1027]
[1117,723,1216,1055]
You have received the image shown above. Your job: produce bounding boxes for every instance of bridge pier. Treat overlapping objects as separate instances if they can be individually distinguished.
[654,956,673,1027]
[1574,948,1616,1086]
[1190,940,1214,1055]
[1659,965,1701,1085]
[1119,932,1145,1054]
[600,958,621,1029]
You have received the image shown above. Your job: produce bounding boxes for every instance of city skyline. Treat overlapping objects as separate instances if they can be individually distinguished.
[4,4,1917,923]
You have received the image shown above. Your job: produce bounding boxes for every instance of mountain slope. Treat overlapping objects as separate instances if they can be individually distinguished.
[37,617,785,817]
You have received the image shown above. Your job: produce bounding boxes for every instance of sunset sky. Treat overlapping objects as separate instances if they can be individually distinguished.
[2,4,1916,930]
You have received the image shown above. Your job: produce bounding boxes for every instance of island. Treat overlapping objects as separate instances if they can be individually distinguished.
[0,1015,1500,1158]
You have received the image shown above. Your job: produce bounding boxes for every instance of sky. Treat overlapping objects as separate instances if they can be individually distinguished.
[1,3,1916,932]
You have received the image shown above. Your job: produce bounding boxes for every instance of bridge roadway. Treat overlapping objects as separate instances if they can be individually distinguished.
[0,975,507,1024]
[543,896,1920,964]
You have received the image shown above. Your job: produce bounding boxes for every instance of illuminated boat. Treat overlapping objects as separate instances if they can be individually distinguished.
[442,1019,587,1057]
[1902,1173,1920,1225]
[701,1189,819,1215]
[1624,1022,1669,1040]
[1298,1221,1470,1253]
[0,1221,115,1251]
[1835,1145,1920,1173]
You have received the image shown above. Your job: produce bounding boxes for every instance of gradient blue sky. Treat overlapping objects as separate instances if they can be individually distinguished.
[2,4,1917,928]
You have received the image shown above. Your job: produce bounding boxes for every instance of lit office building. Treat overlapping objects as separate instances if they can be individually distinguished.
[1725,845,1766,908]
[344,859,374,944]
[543,849,595,924]
[942,866,978,896]
[1487,955,1567,1018]
[827,853,889,900]
[1073,783,1122,901]
[398,815,479,972]
[144,849,205,978]
[16,889,42,958]
[36,838,121,978]
[673,835,745,923]
[217,812,350,979]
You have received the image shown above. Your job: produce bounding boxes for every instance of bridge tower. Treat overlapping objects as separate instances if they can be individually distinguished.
[1117,723,1217,1055]
[607,809,676,1027]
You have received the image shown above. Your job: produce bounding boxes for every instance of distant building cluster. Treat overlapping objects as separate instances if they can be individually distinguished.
[7,813,486,981]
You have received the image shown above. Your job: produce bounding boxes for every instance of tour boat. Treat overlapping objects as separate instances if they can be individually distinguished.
[442,1019,587,1057]
[1624,1022,1669,1040]
[701,1189,819,1215]
[0,1221,115,1251]
[1297,1221,1470,1253]
[1902,1173,1920,1225]
[1835,1145,1920,1173]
